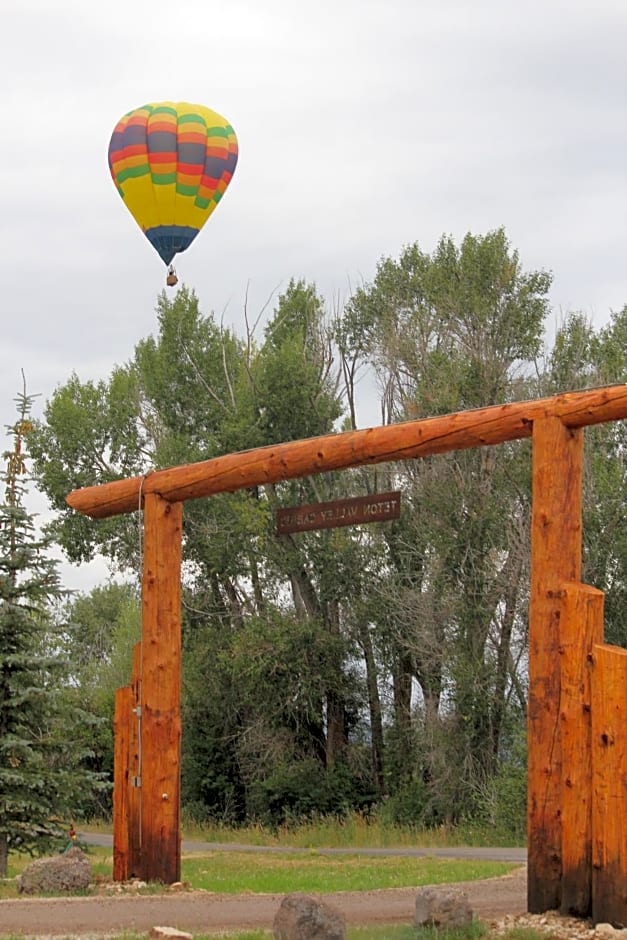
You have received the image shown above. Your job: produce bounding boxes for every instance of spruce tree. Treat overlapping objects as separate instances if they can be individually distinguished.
[0,382,105,875]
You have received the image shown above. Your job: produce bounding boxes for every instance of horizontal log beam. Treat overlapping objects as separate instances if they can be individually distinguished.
[66,384,627,519]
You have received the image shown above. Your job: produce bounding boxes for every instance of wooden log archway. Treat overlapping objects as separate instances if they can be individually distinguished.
[68,385,627,921]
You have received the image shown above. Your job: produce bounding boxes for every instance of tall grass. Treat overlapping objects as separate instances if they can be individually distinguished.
[178,810,525,849]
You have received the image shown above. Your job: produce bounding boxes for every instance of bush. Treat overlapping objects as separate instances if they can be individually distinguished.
[377,779,432,827]
[246,758,374,827]
[474,729,527,842]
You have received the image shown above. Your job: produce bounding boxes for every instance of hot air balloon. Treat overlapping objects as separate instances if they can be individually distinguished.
[108,101,238,285]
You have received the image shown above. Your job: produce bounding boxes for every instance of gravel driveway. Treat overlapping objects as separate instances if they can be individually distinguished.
[0,866,528,936]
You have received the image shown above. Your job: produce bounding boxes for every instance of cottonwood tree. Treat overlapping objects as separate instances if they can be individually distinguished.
[29,233,624,833]
[338,229,549,820]
[30,284,372,820]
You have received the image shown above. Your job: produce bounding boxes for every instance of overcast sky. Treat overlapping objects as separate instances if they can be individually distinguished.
[2,0,627,589]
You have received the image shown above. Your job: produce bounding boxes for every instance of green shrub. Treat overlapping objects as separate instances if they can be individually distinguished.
[245,758,375,827]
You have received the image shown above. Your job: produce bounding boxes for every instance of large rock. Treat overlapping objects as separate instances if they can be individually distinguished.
[414,887,473,928]
[17,846,92,895]
[273,893,346,940]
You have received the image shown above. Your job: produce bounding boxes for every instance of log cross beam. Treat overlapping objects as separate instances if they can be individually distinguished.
[67,386,627,519]
[66,384,627,909]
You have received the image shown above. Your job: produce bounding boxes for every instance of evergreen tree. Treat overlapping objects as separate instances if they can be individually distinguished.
[0,382,105,875]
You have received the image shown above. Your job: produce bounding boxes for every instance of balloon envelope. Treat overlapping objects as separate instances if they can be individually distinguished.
[108,101,238,266]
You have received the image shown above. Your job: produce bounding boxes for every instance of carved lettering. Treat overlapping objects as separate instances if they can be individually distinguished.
[276,491,401,534]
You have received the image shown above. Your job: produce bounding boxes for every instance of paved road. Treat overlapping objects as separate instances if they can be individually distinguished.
[81,831,527,863]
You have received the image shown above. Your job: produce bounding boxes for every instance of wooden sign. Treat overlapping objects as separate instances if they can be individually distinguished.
[276,491,401,534]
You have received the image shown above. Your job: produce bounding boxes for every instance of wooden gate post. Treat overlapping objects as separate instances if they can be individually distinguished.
[112,641,142,880]
[591,643,627,925]
[528,417,583,912]
[113,684,131,881]
[559,583,604,916]
[128,642,142,876]
[139,492,183,883]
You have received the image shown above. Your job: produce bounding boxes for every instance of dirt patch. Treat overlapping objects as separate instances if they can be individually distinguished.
[0,867,536,937]
[0,866,603,939]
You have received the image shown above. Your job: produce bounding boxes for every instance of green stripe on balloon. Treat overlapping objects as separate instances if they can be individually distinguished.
[178,112,207,125]
[176,183,199,196]
[206,126,231,138]
[152,173,177,185]
[116,164,150,183]
[151,105,177,117]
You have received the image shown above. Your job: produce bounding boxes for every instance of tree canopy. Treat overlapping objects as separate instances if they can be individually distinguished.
[25,229,627,834]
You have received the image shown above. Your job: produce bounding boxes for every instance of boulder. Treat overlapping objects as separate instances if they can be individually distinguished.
[17,846,92,895]
[414,887,473,928]
[273,893,346,940]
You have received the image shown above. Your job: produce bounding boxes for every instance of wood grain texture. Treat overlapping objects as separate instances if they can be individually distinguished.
[66,385,627,518]
[113,644,143,881]
[138,493,183,884]
[559,583,604,917]
[527,418,583,913]
[112,685,131,882]
[591,643,627,926]
[128,642,142,878]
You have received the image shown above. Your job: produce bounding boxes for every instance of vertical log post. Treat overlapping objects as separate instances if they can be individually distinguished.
[559,583,604,916]
[127,642,142,877]
[139,492,183,883]
[591,644,627,926]
[528,417,583,912]
[113,685,131,881]
[113,646,143,881]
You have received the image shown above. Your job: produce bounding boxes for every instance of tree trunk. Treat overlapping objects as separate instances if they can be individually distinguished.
[326,692,347,768]
[393,652,413,731]
[249,553,265,615]
[491,550,522,762]
[325,599,347,767]
[359,623,385,793]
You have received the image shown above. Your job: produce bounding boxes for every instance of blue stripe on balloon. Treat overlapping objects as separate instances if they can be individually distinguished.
[147,130,178,153]
[108,130,126,155]
[178,141,207,166]
[144,225,199,265]
[123,125,147,147]
[205,155,230,179]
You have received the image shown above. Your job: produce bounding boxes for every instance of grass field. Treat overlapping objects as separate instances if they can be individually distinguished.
[0,843,515,898]
[180,851,514,894]
[0,818,529,939]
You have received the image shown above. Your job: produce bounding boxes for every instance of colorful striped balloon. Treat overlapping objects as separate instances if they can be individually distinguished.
[108,101,238,267]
